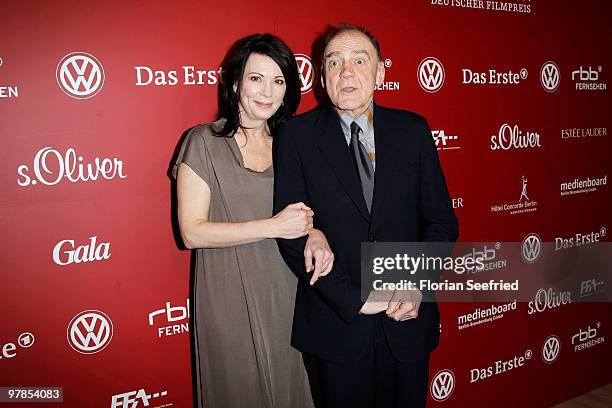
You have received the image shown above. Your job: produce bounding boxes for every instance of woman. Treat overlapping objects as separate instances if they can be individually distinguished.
[172,34,332,408]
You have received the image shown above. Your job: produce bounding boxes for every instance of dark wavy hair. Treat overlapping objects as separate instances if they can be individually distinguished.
[214,33,301,137]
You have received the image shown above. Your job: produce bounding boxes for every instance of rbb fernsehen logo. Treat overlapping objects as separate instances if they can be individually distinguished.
[540,61,560,92]
[542,335,561,364]
[56,52,105,99]
[67,310,113,354]
[418,57,445,93]
[294,54,314,94]
[430,369,455,401]
[521,233,541,263]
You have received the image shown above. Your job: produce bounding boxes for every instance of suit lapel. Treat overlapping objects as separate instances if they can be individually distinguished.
[371,104,401,227]
[315,105,370,222]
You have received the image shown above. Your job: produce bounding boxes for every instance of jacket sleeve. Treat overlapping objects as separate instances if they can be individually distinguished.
[273,122,365,323]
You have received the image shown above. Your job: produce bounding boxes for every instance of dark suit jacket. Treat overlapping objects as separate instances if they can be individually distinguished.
[273,103,458,364]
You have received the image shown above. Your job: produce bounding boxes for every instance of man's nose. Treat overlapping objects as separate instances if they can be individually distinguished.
[340,63,354,78]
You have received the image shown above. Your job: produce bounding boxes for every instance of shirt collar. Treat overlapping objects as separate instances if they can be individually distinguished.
[337,103,374,137]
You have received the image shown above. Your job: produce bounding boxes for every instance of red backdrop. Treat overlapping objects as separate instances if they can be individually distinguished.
[1,0,610,407]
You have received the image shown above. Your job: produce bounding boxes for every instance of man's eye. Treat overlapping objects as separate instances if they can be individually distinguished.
[328,60,338,68]
[356,59,365,65]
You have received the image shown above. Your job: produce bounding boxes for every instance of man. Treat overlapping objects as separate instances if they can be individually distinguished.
[273,23,458,407]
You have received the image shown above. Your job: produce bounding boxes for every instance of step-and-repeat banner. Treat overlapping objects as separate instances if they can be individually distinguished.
[1,1,610,407]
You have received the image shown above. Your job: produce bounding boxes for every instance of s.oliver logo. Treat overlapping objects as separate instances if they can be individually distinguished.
[17,147,127,187]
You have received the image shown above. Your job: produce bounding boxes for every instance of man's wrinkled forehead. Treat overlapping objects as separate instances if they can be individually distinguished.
[324,30,377,60]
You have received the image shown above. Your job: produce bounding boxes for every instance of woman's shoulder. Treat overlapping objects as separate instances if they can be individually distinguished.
[188,118,228,141]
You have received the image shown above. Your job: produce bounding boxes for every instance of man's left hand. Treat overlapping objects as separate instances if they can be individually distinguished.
[386,289,423,321]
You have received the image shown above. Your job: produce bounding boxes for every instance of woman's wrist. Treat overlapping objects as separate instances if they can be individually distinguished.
[258,217,277,239]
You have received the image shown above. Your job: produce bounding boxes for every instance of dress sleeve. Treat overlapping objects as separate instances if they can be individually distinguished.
[171,125,211,185]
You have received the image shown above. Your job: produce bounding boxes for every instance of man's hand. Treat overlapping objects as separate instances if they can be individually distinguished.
[304,229,334,285]
[386,289,423,321]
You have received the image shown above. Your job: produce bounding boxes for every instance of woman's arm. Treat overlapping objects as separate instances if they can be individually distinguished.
[177,163,312,249]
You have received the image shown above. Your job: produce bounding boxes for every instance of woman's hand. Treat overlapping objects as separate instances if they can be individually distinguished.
[272,202,314,239]
[304,229,335,285]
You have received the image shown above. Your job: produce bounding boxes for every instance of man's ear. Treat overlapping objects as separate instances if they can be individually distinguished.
[375,60,385,87]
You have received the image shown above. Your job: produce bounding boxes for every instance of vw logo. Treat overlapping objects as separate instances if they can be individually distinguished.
[67,310,113,354]
[295,53,314,94]
[522,233,541,263]
[542,335,560,363]
[430,369,455,401]
[418,57,445,93]
[56,52,105,99]
[540,61,560,92]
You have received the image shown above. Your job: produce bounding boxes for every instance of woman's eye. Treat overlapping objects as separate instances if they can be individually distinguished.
[250,76,261,82]
[275,79,285,85]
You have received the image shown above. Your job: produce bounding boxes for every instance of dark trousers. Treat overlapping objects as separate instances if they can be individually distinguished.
[302,316,430,408]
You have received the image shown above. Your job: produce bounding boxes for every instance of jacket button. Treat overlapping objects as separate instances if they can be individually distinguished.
[368,235,376,242]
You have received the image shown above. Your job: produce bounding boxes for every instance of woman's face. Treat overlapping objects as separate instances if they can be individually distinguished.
[237,53,286,127]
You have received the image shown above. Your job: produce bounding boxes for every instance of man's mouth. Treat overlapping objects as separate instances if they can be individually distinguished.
[340,87,357,93]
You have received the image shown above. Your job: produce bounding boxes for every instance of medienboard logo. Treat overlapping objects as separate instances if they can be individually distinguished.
[67,310,113,354]
[542,335,561,364]
[295,54,314,94]
[457,299,516,330]
[418,57,444,93]
[540,61,560,92]
[560,175,607,197]
[56,52,105,99]
[430,369,455,401]
[521,233,541,263]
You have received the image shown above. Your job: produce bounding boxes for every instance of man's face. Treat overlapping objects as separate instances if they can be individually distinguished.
[323,30,385,117]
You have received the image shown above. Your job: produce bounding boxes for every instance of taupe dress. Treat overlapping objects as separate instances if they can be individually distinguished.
[172,120,313,408]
